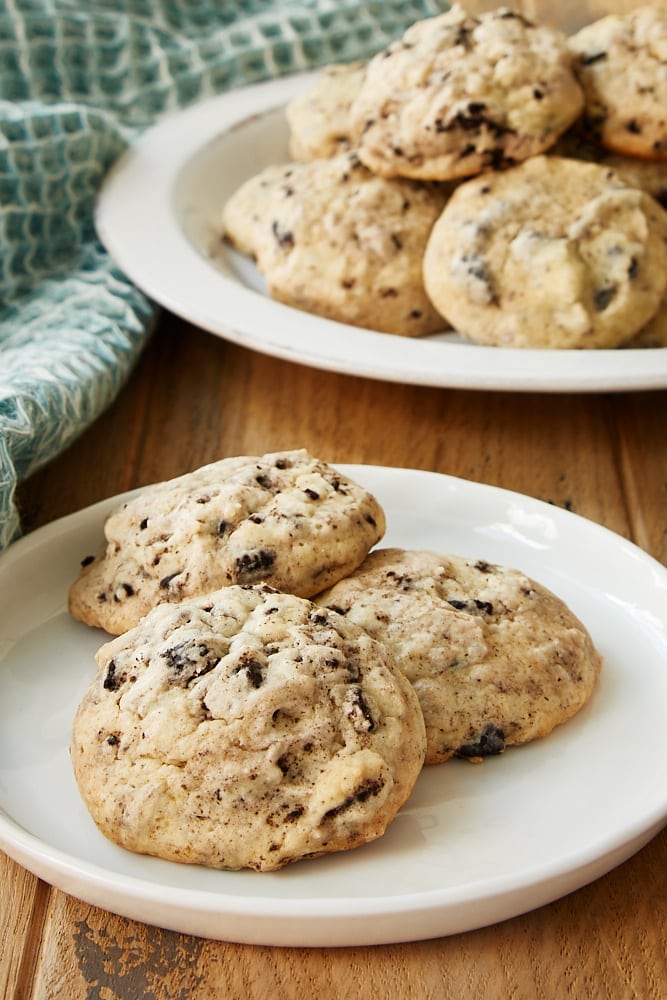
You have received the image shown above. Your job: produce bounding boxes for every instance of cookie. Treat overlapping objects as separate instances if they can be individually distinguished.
[569,6,667,161]
[553,125,667,207]
[348,5,584,181]
[68,449,385,635]
[222,163,298,258]
[286,61,366,161]
[317,549,602,765]
[244,152,449,336]
[628,289,667,346]
[71,584,427,871]
[422,155,667,348]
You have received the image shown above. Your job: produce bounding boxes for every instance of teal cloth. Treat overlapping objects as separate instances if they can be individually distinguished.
[0,0,451,551]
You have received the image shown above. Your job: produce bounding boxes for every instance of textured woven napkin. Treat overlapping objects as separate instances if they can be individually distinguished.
[0,0,450,551]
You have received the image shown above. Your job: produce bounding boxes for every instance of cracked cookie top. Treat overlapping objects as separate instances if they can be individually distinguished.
[242,152,450,336]
[422,155,667,348]
[317,548,602,765]
[348,5,583,181]
[71,584,426,871]
[569,5,667,161]
[68,449,385,634]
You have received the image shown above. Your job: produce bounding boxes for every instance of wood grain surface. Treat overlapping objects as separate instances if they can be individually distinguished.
[3,0,667,996]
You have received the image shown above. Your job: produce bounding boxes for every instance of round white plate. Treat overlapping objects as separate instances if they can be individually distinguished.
[1,468,666,947]
[95,74,667,394]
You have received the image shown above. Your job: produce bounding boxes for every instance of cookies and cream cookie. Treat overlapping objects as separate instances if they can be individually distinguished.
[569,6,667,161]
[348,5,584,181]
[317,549,602,765]
[422,155,667,348]
[628,289,667,346]
[222,163,298,258]
[553,125,667,207]
[68,450,385,635]
[286,61,366,161]
[244,152,449,336]
[71,584,427,871]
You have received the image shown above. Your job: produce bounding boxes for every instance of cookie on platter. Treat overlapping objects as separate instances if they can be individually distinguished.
[422,155,667,348]
[286,61,366,161]
[349,5,584,181]
[245,152,450,336]
[569,6,667,161]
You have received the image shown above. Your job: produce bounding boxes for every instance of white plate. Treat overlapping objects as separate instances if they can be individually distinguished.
[1,466,666,947]
[95,74,667,394]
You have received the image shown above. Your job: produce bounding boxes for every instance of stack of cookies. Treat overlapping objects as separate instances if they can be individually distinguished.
[222,4,667,349]
[69,450,602,871]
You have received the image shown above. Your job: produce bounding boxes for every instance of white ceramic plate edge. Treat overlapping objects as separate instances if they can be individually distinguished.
[1,804,662,947]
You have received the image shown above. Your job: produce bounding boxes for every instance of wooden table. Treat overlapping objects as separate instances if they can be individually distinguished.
[3,2,666,996]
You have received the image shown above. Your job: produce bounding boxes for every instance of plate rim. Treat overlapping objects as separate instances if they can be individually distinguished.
[94,74,667,394]
[1,465,666,945]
